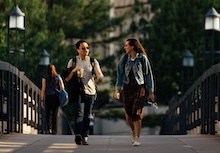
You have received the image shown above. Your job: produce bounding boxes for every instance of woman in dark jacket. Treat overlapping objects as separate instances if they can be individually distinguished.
[41,64,64,134]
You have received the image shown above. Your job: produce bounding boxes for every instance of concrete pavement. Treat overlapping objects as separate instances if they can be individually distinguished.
[0,133,220,153]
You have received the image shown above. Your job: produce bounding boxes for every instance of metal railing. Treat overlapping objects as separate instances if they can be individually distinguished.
[161,63,220,135]
[0,61,43,134]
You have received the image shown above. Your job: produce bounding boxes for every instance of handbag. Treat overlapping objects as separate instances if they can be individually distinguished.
[59,89,69,107]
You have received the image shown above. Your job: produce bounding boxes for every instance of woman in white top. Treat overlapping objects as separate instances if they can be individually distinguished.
[65,40,104,145]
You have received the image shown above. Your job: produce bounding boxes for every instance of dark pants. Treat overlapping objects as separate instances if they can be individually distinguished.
[71,94,95,138]
[89,126,94,135]
[45,94,59,134]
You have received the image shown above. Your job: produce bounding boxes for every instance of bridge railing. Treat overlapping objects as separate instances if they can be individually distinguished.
[161,63,220,135]
[0,61,43,134]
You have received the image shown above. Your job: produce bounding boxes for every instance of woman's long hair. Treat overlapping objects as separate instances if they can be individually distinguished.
[127,38,147,56]
[47,64,58,81]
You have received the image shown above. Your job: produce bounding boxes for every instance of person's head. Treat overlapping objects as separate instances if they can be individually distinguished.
[47,64,57,77]
[76,40,90,57]
[124,38,147,55]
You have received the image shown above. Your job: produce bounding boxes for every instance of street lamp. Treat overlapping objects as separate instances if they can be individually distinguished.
[38,49,50,79]
[182,50,194,67]
[38,49,50,82]
[39,49,50,66]
[38,49,50,134]
[181,50,194,94]
[204,7,220,70]
[7,6,26,72]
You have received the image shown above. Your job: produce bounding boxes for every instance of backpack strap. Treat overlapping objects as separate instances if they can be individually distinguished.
[72,56,76,68]
[90,57,95,74]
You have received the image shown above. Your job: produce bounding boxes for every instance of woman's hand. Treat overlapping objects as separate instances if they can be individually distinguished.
[41,101,45,109]
[136,108,144,119]
[114,90,120,100]
[148,92,155,103]
[72,66,81,73]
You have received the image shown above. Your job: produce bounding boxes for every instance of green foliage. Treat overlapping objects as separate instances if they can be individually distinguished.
[142,114,165,127]
[46,0,115,39]
[0,0,125,88]
[145,0,220,105]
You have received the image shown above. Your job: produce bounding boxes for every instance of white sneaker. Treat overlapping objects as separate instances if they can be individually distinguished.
[132,137,140,146]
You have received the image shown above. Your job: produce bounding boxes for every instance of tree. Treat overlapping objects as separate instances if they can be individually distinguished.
[0,0,126,88]
[146,0,220,104]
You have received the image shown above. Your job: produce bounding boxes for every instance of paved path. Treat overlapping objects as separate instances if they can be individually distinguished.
[0,134,220,153]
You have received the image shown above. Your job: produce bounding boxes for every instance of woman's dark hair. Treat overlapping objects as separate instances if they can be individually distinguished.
[127,38,147,56]
[75,40,87,49]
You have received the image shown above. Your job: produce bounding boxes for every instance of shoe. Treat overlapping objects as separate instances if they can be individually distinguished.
[82,137,89,145]
[131,131,135,143]
[132,137,140,146]
[75,134,82,145]
[46,129,52,134]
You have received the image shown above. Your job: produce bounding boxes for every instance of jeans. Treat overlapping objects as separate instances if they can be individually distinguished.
[72,94,95,137]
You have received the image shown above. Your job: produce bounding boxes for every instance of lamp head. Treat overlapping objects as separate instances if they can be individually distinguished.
[39,49,50,66]
[9,6,25,30]
[205,7,220,31]
[182,50,194,67]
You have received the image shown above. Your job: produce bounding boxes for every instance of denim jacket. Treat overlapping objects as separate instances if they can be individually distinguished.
[115,53,154,93]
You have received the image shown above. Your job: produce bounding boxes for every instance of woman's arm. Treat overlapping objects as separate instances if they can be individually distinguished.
[94,59,104,82]
[145,57,155,102]
[65,59,81,82]
[59,76,65,90]
[114,55,126,99]
[40,78,46,108]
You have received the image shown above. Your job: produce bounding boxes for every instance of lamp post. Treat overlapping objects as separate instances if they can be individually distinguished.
[7,6,26,72]
[204,7,220,71]
[181,50,194,94]
[38,49,50,134]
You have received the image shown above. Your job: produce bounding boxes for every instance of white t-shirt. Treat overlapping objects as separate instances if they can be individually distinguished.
[67,56,102,95]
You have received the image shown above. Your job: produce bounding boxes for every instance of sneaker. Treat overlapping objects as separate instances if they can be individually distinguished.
[75,134,82,145]
[82,137,89,145]
[131,131,135,143]
[132,137,140,146]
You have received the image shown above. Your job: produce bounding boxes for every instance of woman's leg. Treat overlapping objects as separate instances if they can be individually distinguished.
[51,95,59,134]
[124,111,134,131]
[133,119,142,137]
[45,96,52,133]
[132,108,143,146]
[124,111,136,143]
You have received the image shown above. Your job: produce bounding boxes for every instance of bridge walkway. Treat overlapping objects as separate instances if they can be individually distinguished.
[0,134,220,153]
